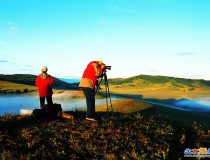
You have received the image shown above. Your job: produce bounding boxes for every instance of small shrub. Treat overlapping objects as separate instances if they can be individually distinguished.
[23,88,28,93]
[129,84,135,87]
[188,87,195,91]
[15,89,21,93]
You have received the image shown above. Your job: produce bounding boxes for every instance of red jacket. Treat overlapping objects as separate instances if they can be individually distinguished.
[79,61,104,89]
[35,73,54,97]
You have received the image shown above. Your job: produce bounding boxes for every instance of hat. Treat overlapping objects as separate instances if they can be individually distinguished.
[97,58,103,63]
[41,66,48,72]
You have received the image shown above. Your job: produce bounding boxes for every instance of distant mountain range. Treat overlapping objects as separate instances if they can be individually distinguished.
[0,74,79,90]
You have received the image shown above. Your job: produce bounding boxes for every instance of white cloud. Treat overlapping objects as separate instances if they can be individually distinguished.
[1,21,19,34]
[0,60,9,63]
[175,52,195,56]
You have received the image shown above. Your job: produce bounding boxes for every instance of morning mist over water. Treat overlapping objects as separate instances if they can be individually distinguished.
[0,94,121,116]
[0,93,210,116]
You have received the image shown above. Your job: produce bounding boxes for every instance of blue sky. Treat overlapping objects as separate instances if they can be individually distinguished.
[0,0,210,80]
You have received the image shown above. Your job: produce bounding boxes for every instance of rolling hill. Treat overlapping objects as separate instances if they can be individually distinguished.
[99,74,210,99]
[0,74,76,90]
[1,74,210,95]
[107,74,210,88]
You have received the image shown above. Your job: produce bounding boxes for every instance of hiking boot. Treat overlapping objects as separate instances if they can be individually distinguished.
[86,117,97,121]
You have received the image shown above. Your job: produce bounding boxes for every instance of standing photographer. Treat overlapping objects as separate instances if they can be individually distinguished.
[35,66,54,108]
[79,58,105,121]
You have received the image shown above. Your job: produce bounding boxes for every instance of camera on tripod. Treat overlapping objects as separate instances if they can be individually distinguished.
[105,66,112,70]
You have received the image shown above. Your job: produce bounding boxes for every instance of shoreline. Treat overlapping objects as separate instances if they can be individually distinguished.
[101,91,210,112]
[1,91,210,129]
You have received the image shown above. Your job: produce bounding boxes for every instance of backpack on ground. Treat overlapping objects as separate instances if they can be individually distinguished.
[32,109,45,118]
[32,103,62,118]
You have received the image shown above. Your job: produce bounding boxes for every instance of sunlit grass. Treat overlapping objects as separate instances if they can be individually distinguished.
[96,99,153,113]
[0,80,37,94]
[107,83,210,99]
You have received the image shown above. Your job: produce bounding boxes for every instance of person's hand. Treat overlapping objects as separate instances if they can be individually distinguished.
[101,64,105,69]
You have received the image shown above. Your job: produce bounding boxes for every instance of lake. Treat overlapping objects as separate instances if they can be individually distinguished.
[58,78,80,83]
[0,94,210,116]
[174,97,210,112]
[0,94,120,116]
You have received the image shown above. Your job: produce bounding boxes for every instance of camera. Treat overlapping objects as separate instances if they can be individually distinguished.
[105,66,112,70]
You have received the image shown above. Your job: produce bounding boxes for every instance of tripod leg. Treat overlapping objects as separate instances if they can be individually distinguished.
[104,72,113,117]
[105,84,109,117]
[106,82,113,114]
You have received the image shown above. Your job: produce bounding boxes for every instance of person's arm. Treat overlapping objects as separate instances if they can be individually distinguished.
[48,75,54,86]
[93,62,105,77]
[99,64,105,73]
[35,76,39,86]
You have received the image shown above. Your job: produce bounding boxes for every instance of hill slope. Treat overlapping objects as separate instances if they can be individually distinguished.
[1,74,210,93]
[107,74,210,88]
[0,74,76,90]
[98,74,210,99]
[0,108,208,159]
[0,80,37,94]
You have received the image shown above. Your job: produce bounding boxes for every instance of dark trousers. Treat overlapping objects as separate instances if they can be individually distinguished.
[39,95,53,108]
[82,87,95,118]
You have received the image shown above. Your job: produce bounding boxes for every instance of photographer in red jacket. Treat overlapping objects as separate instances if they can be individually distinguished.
[35,66,54,108]
[79,58,105,121]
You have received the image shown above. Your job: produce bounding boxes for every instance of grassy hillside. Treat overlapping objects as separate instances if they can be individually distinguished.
[107,74,210,88]
[0,74,76,90]
[1,74,210,99]
[0,80,37,94]
[99,74,210,99]
[107,83,210,99]
[1,74,210,93]
[0,100,209,159]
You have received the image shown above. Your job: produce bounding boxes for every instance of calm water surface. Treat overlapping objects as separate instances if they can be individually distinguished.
[0,94,210,116]
[0,94,120,116]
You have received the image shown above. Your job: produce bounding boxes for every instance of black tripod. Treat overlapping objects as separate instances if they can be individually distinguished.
[95,68,113,117]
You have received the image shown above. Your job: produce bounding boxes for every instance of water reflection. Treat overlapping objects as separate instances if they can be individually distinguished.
[143,97,210,112]
[0,94,120,116]
[0,94,210,116]
[174,98,210,112]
